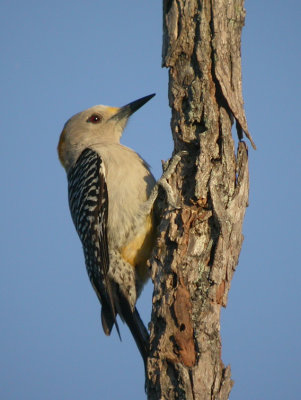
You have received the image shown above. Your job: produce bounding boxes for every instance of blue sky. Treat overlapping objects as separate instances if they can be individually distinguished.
[1,1,300,399]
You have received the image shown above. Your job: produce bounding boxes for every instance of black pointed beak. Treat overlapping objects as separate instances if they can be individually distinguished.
[112,93,156,121]
[124,93,156,115]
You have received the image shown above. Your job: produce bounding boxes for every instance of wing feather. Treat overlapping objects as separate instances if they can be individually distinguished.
[67,148,119,336]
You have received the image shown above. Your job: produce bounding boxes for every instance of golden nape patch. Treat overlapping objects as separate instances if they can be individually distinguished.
[121,214,155,283]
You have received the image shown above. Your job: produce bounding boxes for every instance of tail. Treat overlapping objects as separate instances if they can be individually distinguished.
[101,294,149,366]
[101,304,121,340]
[120,302,149,366]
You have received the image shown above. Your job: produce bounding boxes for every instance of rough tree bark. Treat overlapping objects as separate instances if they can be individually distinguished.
[146,1,255,399]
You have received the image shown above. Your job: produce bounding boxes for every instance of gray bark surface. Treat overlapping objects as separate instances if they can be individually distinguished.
[146,1,253,399]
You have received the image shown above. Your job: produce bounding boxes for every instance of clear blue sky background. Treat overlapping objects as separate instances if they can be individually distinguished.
[1,1,300,399]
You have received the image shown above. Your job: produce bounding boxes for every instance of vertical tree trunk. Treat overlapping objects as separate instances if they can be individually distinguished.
[146,1,255,399]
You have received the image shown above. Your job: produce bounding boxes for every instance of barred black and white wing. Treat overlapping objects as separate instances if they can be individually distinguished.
[67,148,119,336]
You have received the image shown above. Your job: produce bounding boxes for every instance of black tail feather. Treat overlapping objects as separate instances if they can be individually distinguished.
[118,294,149,365]
[101,287,149,366]
[101,305,121,340]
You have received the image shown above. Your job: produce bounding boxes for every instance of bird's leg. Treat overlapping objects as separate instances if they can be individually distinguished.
[144,150,187,213]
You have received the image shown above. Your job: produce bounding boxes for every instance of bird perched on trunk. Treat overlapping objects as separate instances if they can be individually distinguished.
[58,94,184,364]
[58,94,176,364]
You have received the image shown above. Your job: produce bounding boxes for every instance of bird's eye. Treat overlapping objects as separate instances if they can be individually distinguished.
[87,114,102,124]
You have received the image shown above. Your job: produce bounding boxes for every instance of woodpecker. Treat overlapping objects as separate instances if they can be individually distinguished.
[58,94,167,364]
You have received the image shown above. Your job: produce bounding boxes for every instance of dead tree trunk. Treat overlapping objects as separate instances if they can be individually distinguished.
[146,1,255,399]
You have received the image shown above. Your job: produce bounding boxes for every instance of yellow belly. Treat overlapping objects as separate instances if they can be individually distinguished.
[121,214,155,284]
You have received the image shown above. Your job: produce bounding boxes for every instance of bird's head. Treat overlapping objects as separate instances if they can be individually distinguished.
[58,93,155,170]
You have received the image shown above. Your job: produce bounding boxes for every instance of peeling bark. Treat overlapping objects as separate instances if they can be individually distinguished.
[146,1,252,399]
